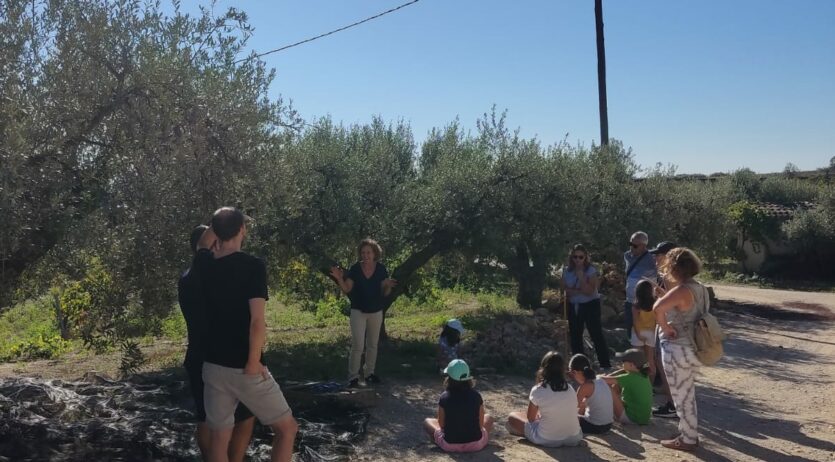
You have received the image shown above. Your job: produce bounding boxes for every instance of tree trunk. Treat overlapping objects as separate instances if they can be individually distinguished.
[503,242,548,309]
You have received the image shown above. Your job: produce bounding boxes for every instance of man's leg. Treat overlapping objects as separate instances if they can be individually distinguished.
[227,416,255,462]
[209,428,234,462]
[203,363,241,462]
[236,369,296,462]
[268,414,298,462]
[623,301,633,340]
[196,423,211,461]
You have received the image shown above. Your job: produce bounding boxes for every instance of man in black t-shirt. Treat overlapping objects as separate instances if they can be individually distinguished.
[192,207,297,462]
[178,224,255,461]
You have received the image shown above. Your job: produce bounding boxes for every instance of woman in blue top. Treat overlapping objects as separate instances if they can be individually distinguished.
[560,244,611,368]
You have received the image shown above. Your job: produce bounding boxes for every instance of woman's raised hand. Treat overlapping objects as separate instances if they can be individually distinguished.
[329,266,344,280]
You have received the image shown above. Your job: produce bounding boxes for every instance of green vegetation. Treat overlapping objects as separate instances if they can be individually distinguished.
[0,297,71,361]
[0,287,526,379]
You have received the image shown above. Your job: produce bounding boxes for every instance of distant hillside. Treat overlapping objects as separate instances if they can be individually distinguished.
[638,168,834,183]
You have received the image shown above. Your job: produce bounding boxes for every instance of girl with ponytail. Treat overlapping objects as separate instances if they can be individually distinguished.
[569,354,613,434]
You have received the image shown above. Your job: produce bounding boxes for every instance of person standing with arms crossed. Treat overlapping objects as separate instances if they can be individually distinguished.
[194,208,298,462]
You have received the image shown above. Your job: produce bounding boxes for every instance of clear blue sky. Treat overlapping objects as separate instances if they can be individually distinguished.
[186,1,835,174]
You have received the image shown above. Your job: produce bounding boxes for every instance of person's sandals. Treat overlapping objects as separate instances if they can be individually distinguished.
[661,436,698,451]
[365,374,381,385]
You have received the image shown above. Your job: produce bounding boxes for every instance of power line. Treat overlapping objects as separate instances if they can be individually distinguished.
[235,0,421,64]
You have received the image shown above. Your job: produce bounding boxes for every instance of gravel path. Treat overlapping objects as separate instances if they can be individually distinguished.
[355,284,835,461]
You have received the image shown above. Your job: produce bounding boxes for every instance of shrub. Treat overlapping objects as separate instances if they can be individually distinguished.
[7,333,69,361]
[160,309,188,340]
[58,255,127,352]
[0,296,69,361]
[314,294,350,324]
[119,339,146,378]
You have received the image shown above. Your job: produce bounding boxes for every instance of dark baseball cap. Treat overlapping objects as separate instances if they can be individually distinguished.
[616,348,647,366]
[648,241,677,255]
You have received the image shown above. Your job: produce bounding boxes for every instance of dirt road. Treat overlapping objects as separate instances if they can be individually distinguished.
[356,284,835,461]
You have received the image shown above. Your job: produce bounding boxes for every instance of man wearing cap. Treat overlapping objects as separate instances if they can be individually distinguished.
[193,207,297,462]
[624,232,658,340]
[648,241,679,419]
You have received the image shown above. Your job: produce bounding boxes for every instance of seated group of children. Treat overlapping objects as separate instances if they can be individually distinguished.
[424,319,653,452]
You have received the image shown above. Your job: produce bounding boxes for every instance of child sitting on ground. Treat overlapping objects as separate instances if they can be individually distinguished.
[601,348,653,425]
[437,319,465,370]
[507,351,583,447]
[569,354,613,434]
[423,359,493,453]
[632,279,658,385]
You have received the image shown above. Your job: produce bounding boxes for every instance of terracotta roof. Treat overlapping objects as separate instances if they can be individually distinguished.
[755,202,815,219]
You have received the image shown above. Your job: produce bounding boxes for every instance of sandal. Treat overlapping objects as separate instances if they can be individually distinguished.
[661,436,698,452]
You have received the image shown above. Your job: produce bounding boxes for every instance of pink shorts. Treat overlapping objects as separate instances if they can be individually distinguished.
[433,428,489,453]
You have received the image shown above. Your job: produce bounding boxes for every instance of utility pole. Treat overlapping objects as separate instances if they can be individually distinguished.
[595,0,609,146]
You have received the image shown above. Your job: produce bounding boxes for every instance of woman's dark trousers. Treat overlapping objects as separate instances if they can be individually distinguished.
[567,299,611,368]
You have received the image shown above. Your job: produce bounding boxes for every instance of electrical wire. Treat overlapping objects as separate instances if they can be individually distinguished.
[234,0,421,63]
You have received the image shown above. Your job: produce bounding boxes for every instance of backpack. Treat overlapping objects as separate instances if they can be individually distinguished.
[691,284,726,366]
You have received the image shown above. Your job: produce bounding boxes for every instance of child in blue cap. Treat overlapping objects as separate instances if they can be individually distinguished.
[423,359,494,452]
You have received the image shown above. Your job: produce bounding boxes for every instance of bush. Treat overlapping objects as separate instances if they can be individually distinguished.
[160,309,188,340]
[58,255,127,352]
[7,333,69,361]
[0,296,68,361]
[314,294,350,324]
[119,339,146,378]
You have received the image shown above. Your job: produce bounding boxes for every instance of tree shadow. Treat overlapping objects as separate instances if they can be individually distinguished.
[583,428,647,460]
[697,386,835,462]
[711,308,835,384]
[718,335,833,384]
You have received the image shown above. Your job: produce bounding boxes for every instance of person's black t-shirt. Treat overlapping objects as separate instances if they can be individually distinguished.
[346,262,388,313]
[177,267,207,369]
[192,249,269,368]
[438,388,483,444]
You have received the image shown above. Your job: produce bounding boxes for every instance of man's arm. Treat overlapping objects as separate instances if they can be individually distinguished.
[245,297,267,375]
[196,226,217,251]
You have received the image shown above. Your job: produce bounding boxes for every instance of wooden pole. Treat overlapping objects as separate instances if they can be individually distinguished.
[595,0,609,146]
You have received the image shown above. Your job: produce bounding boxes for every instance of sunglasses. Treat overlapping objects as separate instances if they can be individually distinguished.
[572,255,586,260]
[629,242,641,248]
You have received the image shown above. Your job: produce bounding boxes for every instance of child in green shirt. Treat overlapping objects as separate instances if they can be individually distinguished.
[601,348,653,425]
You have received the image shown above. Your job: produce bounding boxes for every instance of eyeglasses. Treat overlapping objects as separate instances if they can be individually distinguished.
[572,255,585,260]
[629,243,640,248]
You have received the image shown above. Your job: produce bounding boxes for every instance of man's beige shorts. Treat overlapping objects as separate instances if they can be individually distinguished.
[202,361,292,429]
